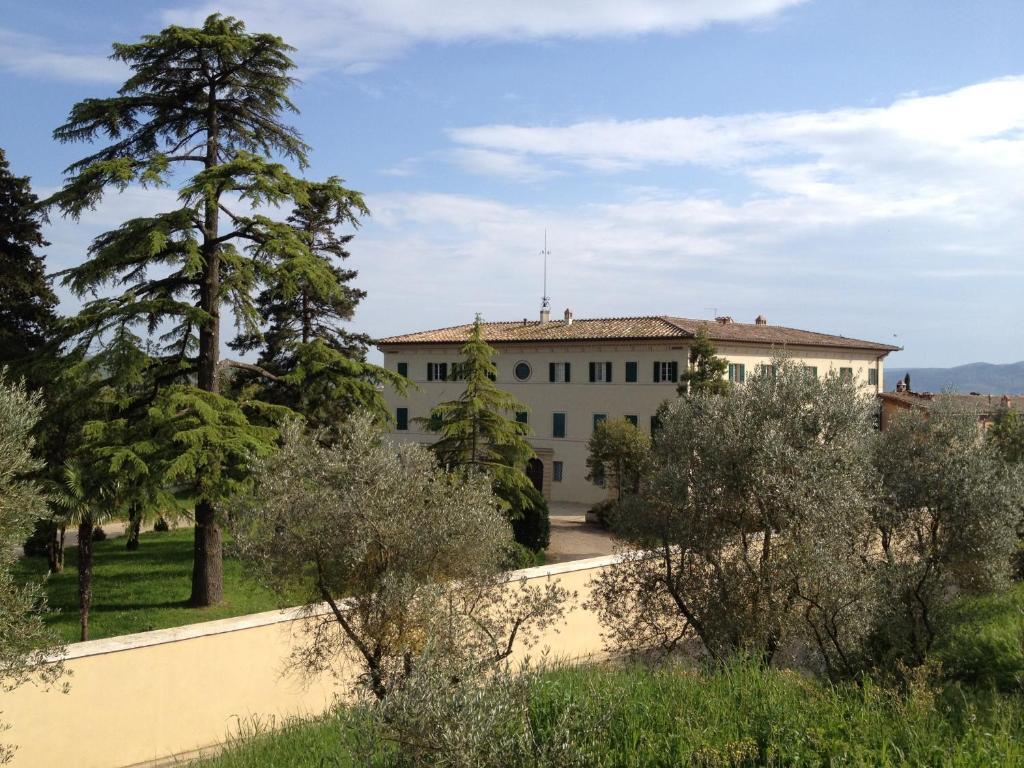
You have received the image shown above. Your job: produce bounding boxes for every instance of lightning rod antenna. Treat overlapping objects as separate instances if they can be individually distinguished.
[541,230,551,314]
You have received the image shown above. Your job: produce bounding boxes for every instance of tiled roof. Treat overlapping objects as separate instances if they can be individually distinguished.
[878,391,1014,416]
[377,315,899,352]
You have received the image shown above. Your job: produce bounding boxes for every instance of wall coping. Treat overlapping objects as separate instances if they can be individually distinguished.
[58,553,624,661]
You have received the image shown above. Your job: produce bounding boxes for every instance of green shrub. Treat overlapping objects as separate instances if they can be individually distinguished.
[153,516,170,533]
[91,526,107,542]
[933,584,1024,693]
[502,541,543,571]
[588,499,617,530]
[508,483,550,552]
[22,518,55,558]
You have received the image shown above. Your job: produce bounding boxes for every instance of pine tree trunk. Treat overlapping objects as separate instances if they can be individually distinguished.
[125,503,141,551]
[190,499,223,606]
[78,521,93,642]
[189,81,224,607]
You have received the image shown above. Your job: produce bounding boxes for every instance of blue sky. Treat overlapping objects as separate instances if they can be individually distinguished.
[3,1,1024,369]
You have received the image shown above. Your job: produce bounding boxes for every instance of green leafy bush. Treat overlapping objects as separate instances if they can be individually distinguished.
[588,499,618,530]
[508,483,550,552]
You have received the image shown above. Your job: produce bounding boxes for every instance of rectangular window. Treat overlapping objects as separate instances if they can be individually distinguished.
[625,415,638,426]
[396,407,408,431]
[593,413,607,430]
[548,362,572,383]
[650,414,661,434]
[839,367,854,382]
[589,362,613,383]
[515,411,528,424]
[868,368,878,386]
[804,366,818,379]
[396,362,408,378]
[728,363,746,384]
[759,363,777,378]
[653,361,678,383]
[553,412,566,438]
[427,362,448,381]
[625,361,638,383]
[553,461,564,482]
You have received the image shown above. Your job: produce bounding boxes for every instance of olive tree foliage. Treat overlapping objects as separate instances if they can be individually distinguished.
[872,402,1024,665]
[0,373,65,763]
[590,360,880,676]
[585,417,650,502]
[230,416,571,701]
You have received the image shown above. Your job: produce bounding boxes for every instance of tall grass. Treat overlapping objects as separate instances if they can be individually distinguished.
[201,660,1024,767]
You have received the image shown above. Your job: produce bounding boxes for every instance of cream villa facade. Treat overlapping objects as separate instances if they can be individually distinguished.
[378,311,899,505]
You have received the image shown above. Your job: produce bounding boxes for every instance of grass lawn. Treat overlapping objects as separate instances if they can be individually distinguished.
[14,528,288,643]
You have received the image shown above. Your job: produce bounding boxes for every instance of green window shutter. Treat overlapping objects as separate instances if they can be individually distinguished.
[553,412,566,438]
[396,408,408,431]
[549,362,556,382]
[440,363,448,381]
[653,362,661,383]
[589,362,596,382]
[397,362,408,377]
[626,361,637,382]
[564,362,571,382]
[626,414,638,426]
[605,362,612,382]
[650,414,661,434]
[593,413,607,430]
[427,363,434,381]
[868,368,878,386]
[669,361,679,382]
[515,411,528,424]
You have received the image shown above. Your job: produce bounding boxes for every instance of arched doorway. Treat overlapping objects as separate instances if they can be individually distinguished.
[525,457,544,493]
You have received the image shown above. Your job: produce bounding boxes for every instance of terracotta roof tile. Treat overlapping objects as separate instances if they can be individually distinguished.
[378,315,899,352]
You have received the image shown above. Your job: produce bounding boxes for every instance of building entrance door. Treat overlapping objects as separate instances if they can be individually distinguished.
[526,457,544,493]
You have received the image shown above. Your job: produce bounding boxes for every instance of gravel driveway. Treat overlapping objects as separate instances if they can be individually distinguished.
[546,502,618,564]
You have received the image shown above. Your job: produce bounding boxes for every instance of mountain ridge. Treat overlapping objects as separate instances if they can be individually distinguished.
[887,361,1024,395]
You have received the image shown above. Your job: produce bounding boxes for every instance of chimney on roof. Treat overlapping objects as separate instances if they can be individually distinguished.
[540,306,550,325]
[1001,394,1012,409]
[755,314,767,325]
[715,315,733,325]
[564,308,573,326]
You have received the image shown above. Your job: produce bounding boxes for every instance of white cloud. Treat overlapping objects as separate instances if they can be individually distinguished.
[163,0,806,69]
[0,28,126,83]
[450,77,1024,229]
[450,148,558,183]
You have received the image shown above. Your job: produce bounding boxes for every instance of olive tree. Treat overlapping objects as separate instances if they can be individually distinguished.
[872,402,1023,664]
[231,416,570,700]
[585,417,650,502]
[590,360,880,675]
[0,373,64,763]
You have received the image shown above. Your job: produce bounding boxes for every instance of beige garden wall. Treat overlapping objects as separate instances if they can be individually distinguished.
[2,555,617,768]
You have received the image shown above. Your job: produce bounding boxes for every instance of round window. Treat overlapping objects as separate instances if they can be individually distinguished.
[514,361,532,381]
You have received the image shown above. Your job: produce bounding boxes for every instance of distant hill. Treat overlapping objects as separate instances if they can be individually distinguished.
[888,361,1024,395]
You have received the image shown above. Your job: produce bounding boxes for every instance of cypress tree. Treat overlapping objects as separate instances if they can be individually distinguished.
[0,148,58,372]
[420,316,542,537]
[677,325,730,396]
[47,14,337,605]
[230,180,405,429]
